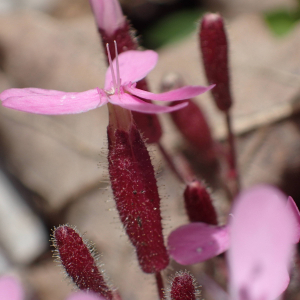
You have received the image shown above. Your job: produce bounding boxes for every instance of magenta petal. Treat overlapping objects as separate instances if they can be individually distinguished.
[0,88,105,115]
[0,276,24,300]
[105,50,158,89]
[287,196,300,243]
[67,292,106,300]
[228,185,296,300]
[125,84,215,101]
[109,93,188,114]
[168,223,230,265]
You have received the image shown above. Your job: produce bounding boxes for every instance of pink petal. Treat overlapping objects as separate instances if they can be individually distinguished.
[287,196,300,243]
[125,84,215,101]
[228,185,296,300]
[109,93,188,114]
[105,50,158,90]
[0,88,106,115]
[89,0,125,36]
[0,276,24,300]
[168,223,230,265]
[67,292,106,300]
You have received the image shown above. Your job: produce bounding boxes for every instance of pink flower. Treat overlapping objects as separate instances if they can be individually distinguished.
[168,185,299,300]
[0,44,213,115]
[287,196,300,243]
[67,292,106,300]
[228,185,296,300]
[168,222,230,265]
[0,276,23,300]
[0,276,106,300]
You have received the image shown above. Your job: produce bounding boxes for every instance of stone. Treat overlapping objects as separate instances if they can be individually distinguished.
[0,12,108,212]
[0,170,47,265]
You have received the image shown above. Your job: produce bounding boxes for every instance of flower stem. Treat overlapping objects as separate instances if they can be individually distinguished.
[155,272,165,300]
[225,110,240,196]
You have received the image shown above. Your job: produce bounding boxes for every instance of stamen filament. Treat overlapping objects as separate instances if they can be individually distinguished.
[114,40,121,94]
[106,43,117,92]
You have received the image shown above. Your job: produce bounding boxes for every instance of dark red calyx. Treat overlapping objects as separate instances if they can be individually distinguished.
[200,13,232,112]
[107,116,169,273]
[170,99,216,162]
[100,20,138,64]
[184,180,218,224]
[52,225,113,300]
[130,79,162,144]
[170,271,199,300]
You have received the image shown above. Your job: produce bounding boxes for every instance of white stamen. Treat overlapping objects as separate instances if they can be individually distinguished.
[106,43,117,92]
[114,40,121,94]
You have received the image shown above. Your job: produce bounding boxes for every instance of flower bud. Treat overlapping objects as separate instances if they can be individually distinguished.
[200,13,232,111]
[161,73,216,162]
[52,225,113,300]
[131,82,162,144]
[184,180,218,225]
[170,99,216,163]
[169,271,199,300]
[107,104,169,273]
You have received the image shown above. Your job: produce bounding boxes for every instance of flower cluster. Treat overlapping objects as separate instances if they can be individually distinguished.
[0,1,299,300]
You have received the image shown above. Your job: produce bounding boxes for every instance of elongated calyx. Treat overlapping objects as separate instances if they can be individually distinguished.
[200,13,232,111]
[184,180,218,225]
[170,271,199,300]
[52,225,113,300]
[170,99,216,162]
[107,104,169,273]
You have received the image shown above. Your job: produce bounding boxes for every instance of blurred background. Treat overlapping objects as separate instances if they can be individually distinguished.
[1,0,300,299]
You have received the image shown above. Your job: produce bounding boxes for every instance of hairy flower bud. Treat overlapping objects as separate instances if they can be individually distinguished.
[107,104,169,273]
[52,225,113,300]
[169,271,199,300]
[161,73,216,163]
[200,13,232,111]
[90,0,162,143]
[170,99,216,162]
[184,180,218,225]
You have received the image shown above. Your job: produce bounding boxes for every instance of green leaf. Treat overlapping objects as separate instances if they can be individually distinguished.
[264,9,299,36]
[142,9,203,49]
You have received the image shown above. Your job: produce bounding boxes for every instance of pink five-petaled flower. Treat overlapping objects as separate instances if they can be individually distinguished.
[168,185,299,300]
[0,44,213,115]
[0,276,106,300]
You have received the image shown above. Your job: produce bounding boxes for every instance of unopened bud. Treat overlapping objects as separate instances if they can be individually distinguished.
[52,225,113,300]
[131,81,162,144]
[184,180,218,225]
[107,104,169,273]
[170,99,216,162]
[200,13,232,111]
[161,73,216,162]
[169,271,199,300]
